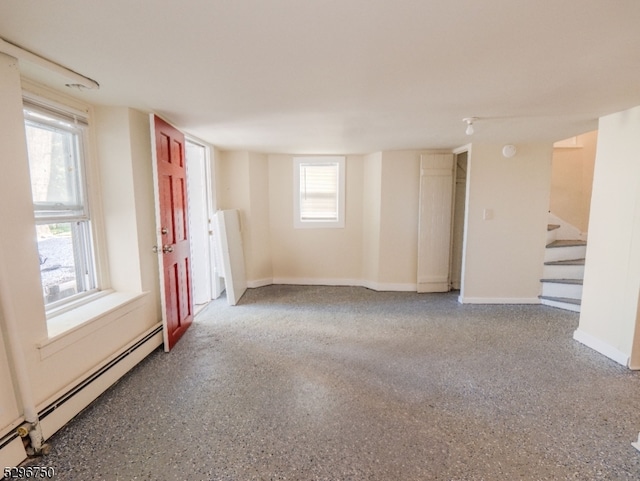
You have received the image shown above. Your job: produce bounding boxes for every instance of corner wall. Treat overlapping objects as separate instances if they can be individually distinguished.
[0,52,34,467]
[550,130,597,234]
[460,143,552,303]
[217,151,273,285]
[0,58,163,467]
[361,152,382,285]
[268,154,364,285]
[575,106,640,367]
[377,151,420,290]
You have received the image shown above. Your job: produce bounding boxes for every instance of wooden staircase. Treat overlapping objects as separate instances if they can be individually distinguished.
[539,224,586,312]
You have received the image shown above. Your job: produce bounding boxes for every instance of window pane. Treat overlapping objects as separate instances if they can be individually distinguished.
[25,120,85,217]
[37,222,96,305]
[299,163,339,221]
[25,99,99,310]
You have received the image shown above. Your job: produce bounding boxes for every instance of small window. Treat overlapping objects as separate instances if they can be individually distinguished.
[293,156,345,228]
[23,97,98,309]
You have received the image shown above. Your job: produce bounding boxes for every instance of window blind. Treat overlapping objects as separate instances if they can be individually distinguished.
[23,96,89,127]
[299,162,339,221]
[23,99,89,222]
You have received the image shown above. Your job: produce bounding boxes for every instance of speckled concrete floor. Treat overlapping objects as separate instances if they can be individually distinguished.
[25,286,640,480]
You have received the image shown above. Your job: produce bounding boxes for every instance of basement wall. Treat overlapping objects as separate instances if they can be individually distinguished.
[0,53,162,466]
[460,143,552,303]
[221,145,552,301]
[576,105,640,367]
[550,130,597,234]
[268,154,365,285]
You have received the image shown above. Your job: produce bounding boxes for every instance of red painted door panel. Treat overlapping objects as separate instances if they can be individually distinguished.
[153,115,193,350]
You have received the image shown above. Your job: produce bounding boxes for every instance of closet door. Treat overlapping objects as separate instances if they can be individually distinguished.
[417,153,454,292]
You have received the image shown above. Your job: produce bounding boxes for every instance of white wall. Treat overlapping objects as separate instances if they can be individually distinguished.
[216,150,420,290]
[0,56,163,466]
[550,130,597,234]
[268,154,365,285]
[248,152,273,285]
[0,323,20,434]
[217,151,273,286]
[377,151,420,289]
[94,106,161,318]
[460,143,552,303]
[576,106,640,367]
[0,54,48,412]
[361,152,382,285]
[361,150,420,291]
[0,53,29,467]
[218,144,551,300]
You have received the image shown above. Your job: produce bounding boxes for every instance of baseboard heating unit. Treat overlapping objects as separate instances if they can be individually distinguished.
[0,325,163,469]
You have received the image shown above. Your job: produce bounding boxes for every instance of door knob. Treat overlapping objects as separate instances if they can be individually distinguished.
[162,244,174,253]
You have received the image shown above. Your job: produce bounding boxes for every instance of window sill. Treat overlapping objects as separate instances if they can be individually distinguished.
[37,291,149,360]
[293,221,345,229]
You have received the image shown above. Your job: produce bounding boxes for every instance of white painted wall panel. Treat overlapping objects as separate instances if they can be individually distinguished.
[215,210,247,305]
[417,153,454,292]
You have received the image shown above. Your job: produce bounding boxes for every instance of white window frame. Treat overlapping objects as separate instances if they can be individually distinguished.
[23,93,101,314]
[293,156,346,229]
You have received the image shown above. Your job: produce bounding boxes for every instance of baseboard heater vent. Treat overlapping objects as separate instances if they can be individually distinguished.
[39,326,162,421]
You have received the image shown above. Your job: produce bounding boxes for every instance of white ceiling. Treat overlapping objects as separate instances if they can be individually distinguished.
[1,0,640,154]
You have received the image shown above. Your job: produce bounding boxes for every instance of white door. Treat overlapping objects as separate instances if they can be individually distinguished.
[417,153,455,293]
[186,140,214,305]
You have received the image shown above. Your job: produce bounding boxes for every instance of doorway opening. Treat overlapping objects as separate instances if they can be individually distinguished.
[540,131,597,312]
[450,150,468,291]
[185,139,221,314]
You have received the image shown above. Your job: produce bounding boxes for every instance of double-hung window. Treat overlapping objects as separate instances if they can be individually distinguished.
[293,156,346,228]
[23,97,98,308]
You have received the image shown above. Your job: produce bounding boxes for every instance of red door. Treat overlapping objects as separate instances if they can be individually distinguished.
[153,115,193,350]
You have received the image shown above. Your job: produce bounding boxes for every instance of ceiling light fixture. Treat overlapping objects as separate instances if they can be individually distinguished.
[502,144,517,158]
[0,36,99,90]
[462,117,478,135]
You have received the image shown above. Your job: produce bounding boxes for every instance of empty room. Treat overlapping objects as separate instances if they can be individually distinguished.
[1,1,640,479]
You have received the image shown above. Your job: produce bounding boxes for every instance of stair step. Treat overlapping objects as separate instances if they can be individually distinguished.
[541,279,583,298]
[544,258,585,266]
[547,224,561,231]
[541,234,585,312]
[539,295,582,312]
[543,262,585,279]
[539,295,581,305]
[540,278,583,285]
[545,239,587,248]
[544,241,587,262]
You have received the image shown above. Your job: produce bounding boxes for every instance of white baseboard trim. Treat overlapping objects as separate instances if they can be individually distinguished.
[272,277,363,287]
[246,278,273,288]
[417,282,450,293]
[459,297,541,304]
[262,278,417,292]
[573,328,629,367]
[360,280,417,292]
